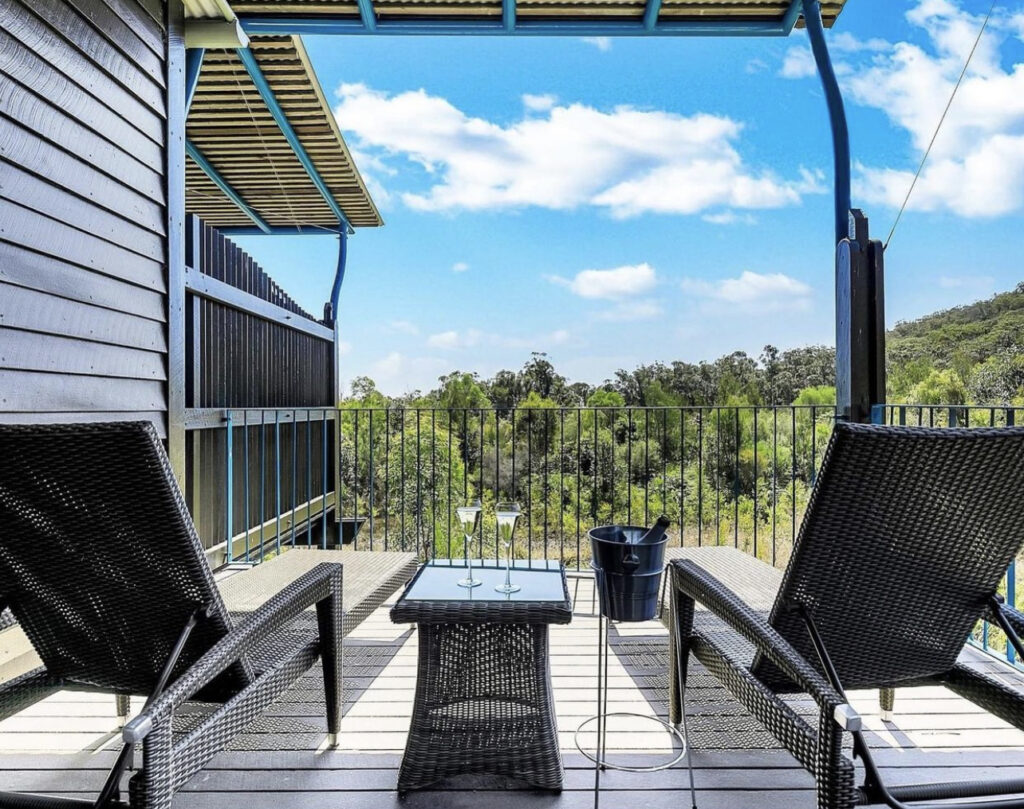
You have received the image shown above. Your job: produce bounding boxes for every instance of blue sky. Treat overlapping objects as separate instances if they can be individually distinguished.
[235,0,1024,396]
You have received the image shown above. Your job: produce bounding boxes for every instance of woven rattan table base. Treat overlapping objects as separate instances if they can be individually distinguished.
[397,622,563,792]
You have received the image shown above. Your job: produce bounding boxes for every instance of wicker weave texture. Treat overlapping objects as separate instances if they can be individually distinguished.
[390,563,571,792]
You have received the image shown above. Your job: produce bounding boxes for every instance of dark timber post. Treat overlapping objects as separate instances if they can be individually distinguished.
[835,211,885,423]
[804,0,885,423]
[166,0,187,483]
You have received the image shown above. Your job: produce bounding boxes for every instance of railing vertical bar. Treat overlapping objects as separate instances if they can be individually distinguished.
[576,408,582,568]
[401,409,406,552]
[431,408,437,560]
[627,408,633,527]
[384,409,391,551]
[544,409,550,563]
[643,408,650,527]
[321,408,328,550]
[753,407,758,560]
[715,408,721,545]
[225,410,234,564]
[369,409,375,549]
[415,410,422,558]
[243,410,250,563]
[734,408,740,549]
[592,408,599,535]
[790,407,796,559]
[447,409,453,559]
[661,409,667,524]
[495,409,501,560]
[291,408,297,549]
[353,410,359,549]
[478,409,485,560]
[697,410,703,547]
[527,409,533,566]
[772,407,777,567]
[306,413,312,547]
[275,410,281,556]
[1008,561,1018,665]
[811,406,817,485]
[610,408,616,524]
[559,408,565,566]
[680,408,685,547]
[463,409,469,505]
[512,410,517,560]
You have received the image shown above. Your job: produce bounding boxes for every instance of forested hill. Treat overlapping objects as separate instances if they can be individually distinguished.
[887,282,1024,404]
[343,283,1024,408]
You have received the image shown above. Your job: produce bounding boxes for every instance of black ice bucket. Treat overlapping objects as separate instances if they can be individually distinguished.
[589,525,669,622]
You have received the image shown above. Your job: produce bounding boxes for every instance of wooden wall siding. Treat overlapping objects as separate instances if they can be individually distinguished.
[186,218,334,409]
[0,0,170,437]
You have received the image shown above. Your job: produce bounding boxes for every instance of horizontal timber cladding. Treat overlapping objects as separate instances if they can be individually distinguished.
[186,217,335,409]
[0,0,170,437]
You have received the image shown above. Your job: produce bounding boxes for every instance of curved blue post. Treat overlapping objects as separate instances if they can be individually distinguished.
[803,0,851,245]
[328,227,348,327]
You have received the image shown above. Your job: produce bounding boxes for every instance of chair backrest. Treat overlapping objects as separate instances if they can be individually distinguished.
[0,422,251,699]
[752,422,1024,692]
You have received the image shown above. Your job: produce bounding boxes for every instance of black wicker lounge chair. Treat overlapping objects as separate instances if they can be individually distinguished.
[0,422,343,809]
[667,423,1024,809]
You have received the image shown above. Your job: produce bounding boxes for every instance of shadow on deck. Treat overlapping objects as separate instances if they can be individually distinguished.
[0,556,1022,808]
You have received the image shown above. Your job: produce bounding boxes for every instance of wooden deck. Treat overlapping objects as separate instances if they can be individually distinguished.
[1,573,1023,808]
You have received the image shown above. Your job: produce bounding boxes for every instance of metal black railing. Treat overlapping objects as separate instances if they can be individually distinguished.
[335,406,835,571]
[873,404,1024,669]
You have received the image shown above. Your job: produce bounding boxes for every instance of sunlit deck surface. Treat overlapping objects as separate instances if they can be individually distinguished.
[1,562,1023,808]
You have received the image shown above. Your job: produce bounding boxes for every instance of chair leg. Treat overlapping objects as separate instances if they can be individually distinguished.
[116,694,131,729]
[316,568,344,748]
[879,687,894,722]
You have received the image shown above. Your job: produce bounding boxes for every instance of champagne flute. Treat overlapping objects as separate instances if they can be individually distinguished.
[456,500,482,588]
[494,502,521,594]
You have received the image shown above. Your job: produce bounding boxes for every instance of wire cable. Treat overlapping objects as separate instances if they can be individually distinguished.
[884,0,998,251]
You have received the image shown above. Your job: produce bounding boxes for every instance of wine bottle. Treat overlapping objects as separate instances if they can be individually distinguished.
[635,515,670,544]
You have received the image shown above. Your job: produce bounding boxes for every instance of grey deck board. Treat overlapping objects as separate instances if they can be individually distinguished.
[1,554,1023,808]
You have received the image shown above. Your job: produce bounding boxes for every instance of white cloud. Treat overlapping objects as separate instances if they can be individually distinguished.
[779,47,817,79]
[596,299,664,322]
[427,329,482,350]
[337,340,352,355]
[581,36,612,52]
[424,327,573,352]
[938,274,995,291]
[702,211,757,225]
[333,84,821,219]
[373,351,404,379]
[745,58,769,75]
[784,1,1024,219]
[452,261,470,273]
[682,271,813,311]
[389,319,419,335]
[547,263,657,300]
[523,93,557,112]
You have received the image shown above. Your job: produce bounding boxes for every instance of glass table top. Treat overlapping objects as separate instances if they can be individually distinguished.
[401,559,567,603]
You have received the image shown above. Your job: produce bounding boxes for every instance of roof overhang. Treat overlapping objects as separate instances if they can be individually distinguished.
[185,36,382,233]
[229,0,847,37]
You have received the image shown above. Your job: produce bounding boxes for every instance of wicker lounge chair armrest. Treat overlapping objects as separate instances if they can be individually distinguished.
[123,562,342,743]
[669,559,846,708]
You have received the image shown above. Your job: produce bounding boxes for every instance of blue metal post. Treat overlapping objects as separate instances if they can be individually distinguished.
[642,0,661,31]
[869,404,885,425]
[225,411,234,564]
[803,0,850,246]
[275,411,282,555]
[503,0,516,32]
[328,228,348,327]
[357,0,377,30]
[235,48,354,235]
[186,141,271,233]
[185,48,205,115]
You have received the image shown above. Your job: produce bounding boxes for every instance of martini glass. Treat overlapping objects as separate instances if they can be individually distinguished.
[456,500,482,588]
[495,502,522,594]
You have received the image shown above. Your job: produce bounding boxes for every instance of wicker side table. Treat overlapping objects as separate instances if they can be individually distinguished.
[390,561,573,793]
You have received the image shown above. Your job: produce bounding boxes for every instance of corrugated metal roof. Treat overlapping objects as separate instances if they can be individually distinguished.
[229,0,847,28]
[186,36,382,230]
[184,0,236,20]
